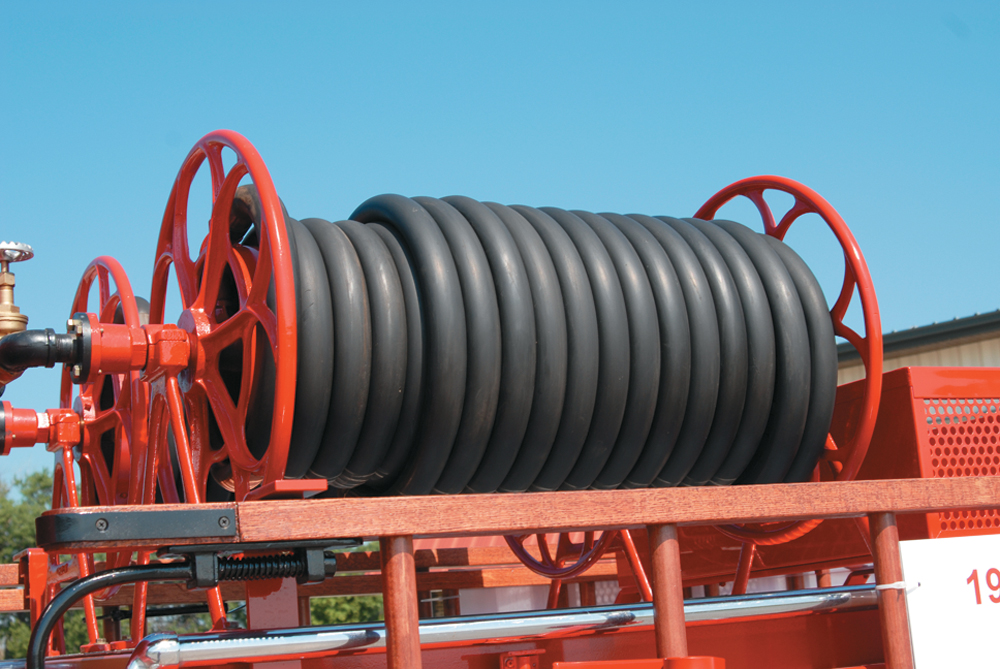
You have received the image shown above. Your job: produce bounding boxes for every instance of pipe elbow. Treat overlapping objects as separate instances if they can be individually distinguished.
[0,328,79,374]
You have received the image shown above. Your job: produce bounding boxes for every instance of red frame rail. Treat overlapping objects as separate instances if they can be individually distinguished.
[29,475,1000,669]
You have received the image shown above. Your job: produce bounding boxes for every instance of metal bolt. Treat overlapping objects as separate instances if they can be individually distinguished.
[72,364,82,378]
[218,516,231,529]
[95,518,109,532]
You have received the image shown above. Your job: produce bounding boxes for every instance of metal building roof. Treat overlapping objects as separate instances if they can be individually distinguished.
[838,310,1000,364]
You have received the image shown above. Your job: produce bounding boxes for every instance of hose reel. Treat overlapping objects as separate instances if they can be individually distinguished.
[0,132,882,505]
[0,131,888,652]
[0,131,883,585]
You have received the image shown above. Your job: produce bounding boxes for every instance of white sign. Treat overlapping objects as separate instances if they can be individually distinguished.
[900,533,1000,667]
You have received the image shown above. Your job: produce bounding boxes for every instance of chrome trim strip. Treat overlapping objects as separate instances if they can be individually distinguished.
[124,585,876,669]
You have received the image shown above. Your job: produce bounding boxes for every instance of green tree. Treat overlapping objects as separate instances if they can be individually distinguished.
[1,472,89,660]
[309,542,384,625]
[310,595,383,625]
[0,471,53,563]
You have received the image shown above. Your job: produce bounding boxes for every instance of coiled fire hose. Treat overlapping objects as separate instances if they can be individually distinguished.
[231,188,838,497]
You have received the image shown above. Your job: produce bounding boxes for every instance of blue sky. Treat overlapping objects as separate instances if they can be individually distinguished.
[1,1,998,479]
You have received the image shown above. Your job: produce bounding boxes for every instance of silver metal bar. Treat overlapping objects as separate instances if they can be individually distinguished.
[113,585,876,669]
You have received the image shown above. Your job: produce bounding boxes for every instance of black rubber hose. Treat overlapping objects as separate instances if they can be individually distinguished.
[27,561,192,669]
[764,236,838,483]
[415,197,502,495]
[484,203,565,493]
[282,218,334,479]
[542,207,630,490]
[331,219,407,486]
[717,220,811,484]
[601,213,691,489]
[626,214,720,487]
[301,218,371,482]
[686,219,776,484]
[444,197,537,494]
[659,217,748,486]
[252,193,836,495]
[351,195,466,495]
[513,206,599,492]
[364,223,424,489]
[0,329,80,374]
[572,211,660,490]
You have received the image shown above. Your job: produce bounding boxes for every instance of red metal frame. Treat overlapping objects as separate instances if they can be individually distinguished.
[148,130,298,502]
[62,257,146,511]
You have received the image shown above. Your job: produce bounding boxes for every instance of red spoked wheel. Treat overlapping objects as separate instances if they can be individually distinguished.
[62,257,148,511]
[505,530,618,579]
[694,176,883,545]
[148,129,297,503]
[59,258,149,610]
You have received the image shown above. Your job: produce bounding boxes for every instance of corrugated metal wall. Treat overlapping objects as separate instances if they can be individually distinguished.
[838,335,1000,385]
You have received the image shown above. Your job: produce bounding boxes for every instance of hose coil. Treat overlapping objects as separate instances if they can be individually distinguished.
[227,190,838,497]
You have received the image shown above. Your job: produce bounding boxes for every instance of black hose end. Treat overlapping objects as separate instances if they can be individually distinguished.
[0,328,82,376]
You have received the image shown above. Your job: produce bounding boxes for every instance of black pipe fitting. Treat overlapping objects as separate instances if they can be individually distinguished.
[0,328,81,374]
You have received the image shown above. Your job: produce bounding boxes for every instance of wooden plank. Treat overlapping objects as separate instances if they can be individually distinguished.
[37,477,1000,551]
[0,588,25,612]
[238,476,1000,542]
[0,563,20,586]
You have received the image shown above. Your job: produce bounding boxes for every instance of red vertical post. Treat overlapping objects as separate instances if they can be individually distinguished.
[246,577,302,669]
[648,523,688,658]
[298,596,312,626]
[868,512,914,669]
[381,535,422,669]
[731,542,756,596]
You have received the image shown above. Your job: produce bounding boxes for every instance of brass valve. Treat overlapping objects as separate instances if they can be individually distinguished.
[0,242,32,339]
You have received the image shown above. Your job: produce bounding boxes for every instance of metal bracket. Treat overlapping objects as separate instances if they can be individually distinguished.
[499,649,545,668]
[35,507,237,547]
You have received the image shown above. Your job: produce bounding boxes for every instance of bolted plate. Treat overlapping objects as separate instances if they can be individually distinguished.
[36,508,237,548]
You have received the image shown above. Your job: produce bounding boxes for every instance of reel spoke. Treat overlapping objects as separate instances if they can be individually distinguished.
[198,162,248,313]
[505,530,618,580]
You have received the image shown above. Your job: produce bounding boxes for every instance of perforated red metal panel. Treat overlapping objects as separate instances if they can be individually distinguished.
[837,366,1000,540]
[671,367,1000,586]
[914,382,1000,536]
